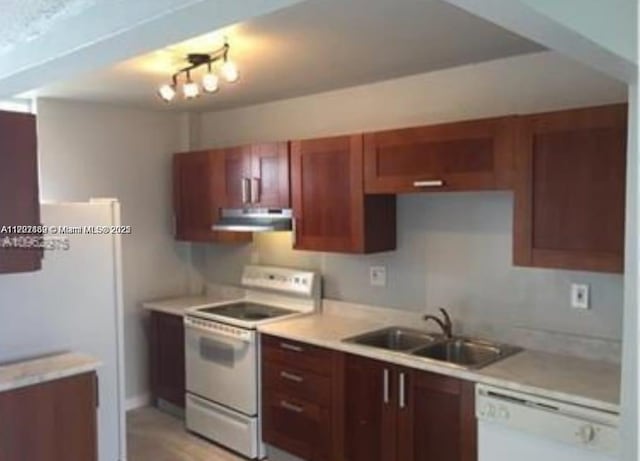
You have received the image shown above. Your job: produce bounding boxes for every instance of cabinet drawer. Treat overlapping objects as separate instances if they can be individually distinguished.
[262,335,333,375]
[263,361,331,405]
[262,390,331,461]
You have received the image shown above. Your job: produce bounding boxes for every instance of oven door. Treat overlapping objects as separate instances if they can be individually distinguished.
[185,320,257,415]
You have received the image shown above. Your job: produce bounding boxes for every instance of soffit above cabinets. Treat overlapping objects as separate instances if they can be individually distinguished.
[32,0,544,111]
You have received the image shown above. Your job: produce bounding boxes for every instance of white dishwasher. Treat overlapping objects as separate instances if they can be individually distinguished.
[476,384,620,461]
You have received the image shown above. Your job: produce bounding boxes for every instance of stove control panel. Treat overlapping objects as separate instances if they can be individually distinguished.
[242,265,318,296]
[184,316,253,341]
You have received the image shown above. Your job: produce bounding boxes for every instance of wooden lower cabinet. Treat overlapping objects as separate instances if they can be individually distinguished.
[261,335,342,461]
[343,354,476,461]
[0,372,98,461]
[149,311,185,408]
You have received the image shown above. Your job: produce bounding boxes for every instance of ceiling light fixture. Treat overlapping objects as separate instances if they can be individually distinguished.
[157,40,239,103]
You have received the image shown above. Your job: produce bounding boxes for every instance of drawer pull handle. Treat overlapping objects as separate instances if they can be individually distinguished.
[383,368,390,404]
[280,400,304,414]
[280,371,304,383]
[280,342,304,353]
[413,180,444,188]
[399,372,407,409]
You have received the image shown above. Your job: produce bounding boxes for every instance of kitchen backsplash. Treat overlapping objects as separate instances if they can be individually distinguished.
[191,191,624,361]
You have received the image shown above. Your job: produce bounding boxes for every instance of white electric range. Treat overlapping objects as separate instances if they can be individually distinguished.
[184,265,321,459]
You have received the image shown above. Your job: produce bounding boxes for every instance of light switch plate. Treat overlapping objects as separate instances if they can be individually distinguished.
[571,283,590,309]
[370,266,387,287]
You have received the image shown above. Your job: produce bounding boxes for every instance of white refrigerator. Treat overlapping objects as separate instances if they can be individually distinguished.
[0,199,126,461]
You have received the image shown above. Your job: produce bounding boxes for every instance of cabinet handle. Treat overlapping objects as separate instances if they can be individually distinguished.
[280,342,303,353]
[280,400,304,414]
[399,372,406,409]
[241,178,250,204]
[250,178,260,203]
[291,217,297,246]
[413,180,444,188]
[383,368,390,404]
[280,371,304,383]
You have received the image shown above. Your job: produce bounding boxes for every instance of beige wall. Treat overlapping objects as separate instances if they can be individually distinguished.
[36,99,193,403]
[192,51,627,354]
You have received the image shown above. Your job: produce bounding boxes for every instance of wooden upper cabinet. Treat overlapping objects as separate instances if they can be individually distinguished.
[0,111,41,274]
[290,135,396,253]
[363,117,515,194]
[173,151,251,243]
[513,104,627,273]
[220,142,290,209]
[222,145,252,208]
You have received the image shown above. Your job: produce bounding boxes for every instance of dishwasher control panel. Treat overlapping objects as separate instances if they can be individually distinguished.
[476,384,620,455]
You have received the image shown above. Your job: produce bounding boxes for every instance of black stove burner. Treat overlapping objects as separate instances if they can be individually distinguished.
[196,302,296,321]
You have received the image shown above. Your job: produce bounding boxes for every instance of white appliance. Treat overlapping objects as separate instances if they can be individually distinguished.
[0,200,126,461]
[184,265,320,459]
[476,384,619,461]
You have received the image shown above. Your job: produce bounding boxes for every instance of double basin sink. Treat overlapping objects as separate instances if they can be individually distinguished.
[343,326,521,369]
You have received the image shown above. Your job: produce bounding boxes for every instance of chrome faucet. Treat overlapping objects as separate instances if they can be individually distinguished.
[423,308,453,339]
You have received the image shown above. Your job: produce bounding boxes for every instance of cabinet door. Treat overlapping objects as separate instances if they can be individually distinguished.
[251,142,290,208]
[173,151,250,243]
[397,369,476,461]
[222,145,252,208]
[364,117,515,193]
[343,355,396,461]
[513,104,627,273]
[291,135,364,252]
[0,372,97,461]
[149,311,185,408]
[0,111,41,273]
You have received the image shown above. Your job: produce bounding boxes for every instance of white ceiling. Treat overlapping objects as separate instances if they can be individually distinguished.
[0,0,101,55]
[33,0,544,112]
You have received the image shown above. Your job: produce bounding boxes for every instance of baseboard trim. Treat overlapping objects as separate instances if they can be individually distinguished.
[126,393,151,411]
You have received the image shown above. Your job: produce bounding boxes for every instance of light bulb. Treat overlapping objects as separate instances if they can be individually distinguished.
[221,60,239,83]
[183,80,200,99]
[157,83,176,102]
[202,73,219,93]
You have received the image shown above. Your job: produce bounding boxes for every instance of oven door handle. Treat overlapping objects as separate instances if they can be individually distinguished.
[184,322,252,345]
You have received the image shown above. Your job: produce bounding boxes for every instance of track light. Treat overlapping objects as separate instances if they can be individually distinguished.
[156,40,240,103]
[202,64,219,93]
[158,83,176,102]
[221,59,239,83]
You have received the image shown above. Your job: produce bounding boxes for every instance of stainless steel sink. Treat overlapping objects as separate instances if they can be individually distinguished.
[411,338,521,369]
[344,326,442,352]
[343,325,521,370]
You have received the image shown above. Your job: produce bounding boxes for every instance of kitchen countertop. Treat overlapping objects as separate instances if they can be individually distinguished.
[258,312,620,414]
[0,352,101,393]
[142,294,242,317]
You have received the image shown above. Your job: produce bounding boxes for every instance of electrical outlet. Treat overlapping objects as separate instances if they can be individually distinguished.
[571,283,590,309]
[370,266,387,287]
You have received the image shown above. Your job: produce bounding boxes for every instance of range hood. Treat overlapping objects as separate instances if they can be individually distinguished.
[212,208,292,232]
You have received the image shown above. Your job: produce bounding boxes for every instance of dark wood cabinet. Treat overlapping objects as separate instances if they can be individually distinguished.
[0,372,98,461]
[343,354,475,461]
[343,355,395,461]
[397,369,476,461]
[513,104,627,273]
[149,311,186,409]
[219,142,290,209]
[173,150,251,243]
[290,134,396,253]
[363,117,515,194]
[0,110,41,274]
[261,335,342,461]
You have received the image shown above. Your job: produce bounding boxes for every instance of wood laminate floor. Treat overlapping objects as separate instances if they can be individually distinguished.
[127,407,246,461]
